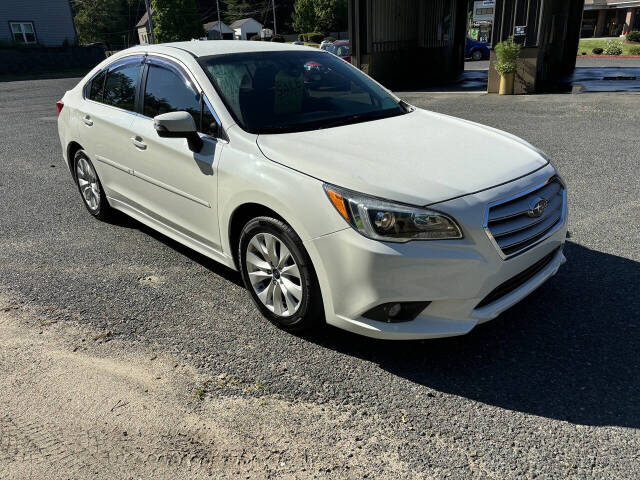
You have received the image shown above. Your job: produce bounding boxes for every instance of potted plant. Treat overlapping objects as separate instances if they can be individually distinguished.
[494,37,521,95]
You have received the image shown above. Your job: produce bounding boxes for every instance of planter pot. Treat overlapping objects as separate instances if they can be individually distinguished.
[499,73,515,95]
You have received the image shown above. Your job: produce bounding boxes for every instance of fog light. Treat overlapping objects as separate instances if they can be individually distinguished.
[362,301,431,323]
[387,303,402,318]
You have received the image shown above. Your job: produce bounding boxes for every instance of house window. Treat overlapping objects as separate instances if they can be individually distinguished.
[10,22,37,44]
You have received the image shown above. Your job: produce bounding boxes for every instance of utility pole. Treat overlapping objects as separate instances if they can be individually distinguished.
[272,0,277,35]
[216,0,221,39]
[144,0,155,44]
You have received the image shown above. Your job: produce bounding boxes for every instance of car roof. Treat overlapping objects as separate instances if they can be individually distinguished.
[130,40,317,58]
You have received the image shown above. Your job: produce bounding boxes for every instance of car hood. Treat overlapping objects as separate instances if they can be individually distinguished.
[256,108,549,206]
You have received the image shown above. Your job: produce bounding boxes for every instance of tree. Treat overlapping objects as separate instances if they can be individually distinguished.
[73,0,127,46]
[314,0,347,33]
[223,0,257,24]
[292,0,347,34]
[292,0,315,33]
[152,0,204,43]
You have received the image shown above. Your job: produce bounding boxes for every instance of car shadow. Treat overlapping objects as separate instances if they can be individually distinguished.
[105,210,244,288]
[298,241,640,428]
[102,210,639,427]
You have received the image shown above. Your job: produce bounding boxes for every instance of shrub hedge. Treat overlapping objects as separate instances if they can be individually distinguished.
[603,39,623,55]
[626,30,640,43]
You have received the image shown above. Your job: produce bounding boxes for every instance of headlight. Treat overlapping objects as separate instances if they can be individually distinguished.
[324,184,463,242]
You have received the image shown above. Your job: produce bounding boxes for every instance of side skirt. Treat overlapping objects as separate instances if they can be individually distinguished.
[107,196,237,271]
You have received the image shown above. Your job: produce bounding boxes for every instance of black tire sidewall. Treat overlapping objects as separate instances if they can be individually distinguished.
[238,216,322,331]
[472,50,483,61]
[74,150,110,219]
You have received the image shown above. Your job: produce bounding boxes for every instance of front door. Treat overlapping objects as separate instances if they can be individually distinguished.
[127,58,224,250]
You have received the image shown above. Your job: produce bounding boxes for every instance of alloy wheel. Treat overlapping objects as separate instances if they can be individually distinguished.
[245,232,303,317]
[76,157,101,211]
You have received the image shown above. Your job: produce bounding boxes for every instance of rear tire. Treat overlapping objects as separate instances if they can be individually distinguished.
[73,149,112,221]
[238,216,323,332]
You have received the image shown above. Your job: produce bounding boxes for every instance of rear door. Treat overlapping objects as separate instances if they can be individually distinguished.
[76,56,144,200]
[126,56,225,249]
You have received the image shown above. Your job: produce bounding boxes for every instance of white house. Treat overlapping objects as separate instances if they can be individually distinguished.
[136,10,153,45]
[230,18,263,40]
[203,20,234,40]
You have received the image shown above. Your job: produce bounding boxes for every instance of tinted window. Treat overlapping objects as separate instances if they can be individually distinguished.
[144,64,218,136]
[201,51,405,134]
[103,62,141,112]
[88,70,106,102]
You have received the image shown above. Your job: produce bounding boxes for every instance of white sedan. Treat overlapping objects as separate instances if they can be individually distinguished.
[57,40,567,340]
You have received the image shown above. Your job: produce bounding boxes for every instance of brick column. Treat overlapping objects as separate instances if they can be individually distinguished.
[623,8,636,36]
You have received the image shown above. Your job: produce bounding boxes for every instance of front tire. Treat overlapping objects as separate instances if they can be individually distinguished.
[238,216,323,332]
[74,149,112,220]
[471,50,483,61]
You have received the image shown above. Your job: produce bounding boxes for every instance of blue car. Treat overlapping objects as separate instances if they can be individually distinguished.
[465,37,490,61]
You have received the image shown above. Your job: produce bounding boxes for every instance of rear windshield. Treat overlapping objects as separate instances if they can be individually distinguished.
[199,51,406,134]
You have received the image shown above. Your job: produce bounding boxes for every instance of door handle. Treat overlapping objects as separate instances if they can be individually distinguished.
[131,136,147,150]
[83,115,93,126]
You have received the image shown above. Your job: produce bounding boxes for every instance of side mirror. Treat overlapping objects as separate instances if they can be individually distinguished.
[153,111,203,153]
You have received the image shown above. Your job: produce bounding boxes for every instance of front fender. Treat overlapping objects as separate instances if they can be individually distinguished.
[216,134,348,261]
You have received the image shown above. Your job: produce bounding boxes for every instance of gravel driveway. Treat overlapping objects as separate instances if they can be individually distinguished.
[0,78,638,479]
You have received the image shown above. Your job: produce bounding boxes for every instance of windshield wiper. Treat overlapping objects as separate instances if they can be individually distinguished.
[255,108,406,134]
[316,108,405,130]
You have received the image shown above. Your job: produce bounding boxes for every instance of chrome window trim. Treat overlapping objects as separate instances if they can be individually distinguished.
[483,176,567,260]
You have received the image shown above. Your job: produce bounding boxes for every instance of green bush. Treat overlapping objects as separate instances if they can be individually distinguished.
[307,32,324,43]
[592,47,604,55]
[494,36,520,76]
[249,34,262,41]
[271,34,285,43]
[298,33,305,42]
[603,39,623,55]
[627,30,640,43]
[629,45,640,55]
[323,36,335,43]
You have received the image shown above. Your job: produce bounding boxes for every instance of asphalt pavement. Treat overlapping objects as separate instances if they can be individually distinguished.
[0,77,638,478]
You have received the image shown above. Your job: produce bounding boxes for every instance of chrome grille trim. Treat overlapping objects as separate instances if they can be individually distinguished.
[483,176,567,259]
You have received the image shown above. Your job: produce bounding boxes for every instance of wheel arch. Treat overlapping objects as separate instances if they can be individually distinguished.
[227,202,288,270]
[66,141,84,180]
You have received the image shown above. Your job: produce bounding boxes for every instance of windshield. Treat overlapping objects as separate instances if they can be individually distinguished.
[199,51,406,134]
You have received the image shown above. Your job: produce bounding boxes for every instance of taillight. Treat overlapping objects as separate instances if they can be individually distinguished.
[56,100,64,116]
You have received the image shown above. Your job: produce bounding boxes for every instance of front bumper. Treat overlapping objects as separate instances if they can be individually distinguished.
[306,166,568,340]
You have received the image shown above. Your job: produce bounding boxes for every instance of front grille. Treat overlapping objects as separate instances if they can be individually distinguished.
[476,248,560,308]
[485,177,565,257]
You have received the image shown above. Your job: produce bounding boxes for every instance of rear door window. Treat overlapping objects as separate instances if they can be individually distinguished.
[103,62,142,112]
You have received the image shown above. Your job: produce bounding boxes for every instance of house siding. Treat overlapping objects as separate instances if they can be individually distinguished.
[0,0,77,47]
[233,19,263,40]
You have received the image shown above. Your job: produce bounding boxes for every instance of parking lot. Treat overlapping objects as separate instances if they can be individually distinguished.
[1,78,638,478]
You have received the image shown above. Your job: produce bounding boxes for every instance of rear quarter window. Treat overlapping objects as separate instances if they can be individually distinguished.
[88,70,106,102]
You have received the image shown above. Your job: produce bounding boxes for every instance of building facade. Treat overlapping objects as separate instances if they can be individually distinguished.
[204,20,234,40]
[582,1,640,37]
[230,18,263,40]
[348,0,468,89]
[487,0,584,93]
[471,0,495,43]
[0,0,77,47]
